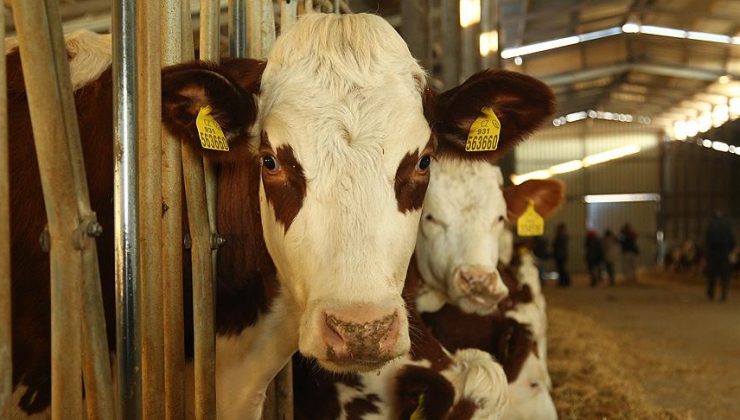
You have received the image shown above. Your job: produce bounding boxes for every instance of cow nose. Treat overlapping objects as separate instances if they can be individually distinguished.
[457,267,498,295]
[321,311,399,363]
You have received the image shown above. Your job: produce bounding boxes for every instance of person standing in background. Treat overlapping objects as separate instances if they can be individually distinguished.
[620,223,640,283]
[585,229,604,287]
[602,229,620,286]
[704,210,736,301]
[553,223,571,287]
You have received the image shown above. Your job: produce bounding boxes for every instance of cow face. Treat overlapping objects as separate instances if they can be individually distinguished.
[503,353,557,420]
[161,13,558,372]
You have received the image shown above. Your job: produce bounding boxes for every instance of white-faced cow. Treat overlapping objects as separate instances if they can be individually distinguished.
[9,13,555,419]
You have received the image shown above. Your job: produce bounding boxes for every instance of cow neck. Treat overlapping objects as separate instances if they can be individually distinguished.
[213,153,280,336]
[404,256,452,371]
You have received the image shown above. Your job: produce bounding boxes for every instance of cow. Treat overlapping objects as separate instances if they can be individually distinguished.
[413,162,564,316]
[417,263,557,420]
[7,13,557,419]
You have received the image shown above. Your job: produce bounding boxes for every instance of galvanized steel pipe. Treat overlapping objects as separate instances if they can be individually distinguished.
[228,0,248,58]
[112,0,142,417]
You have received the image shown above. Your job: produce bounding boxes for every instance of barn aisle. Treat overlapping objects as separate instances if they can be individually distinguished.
[545,272,740,419]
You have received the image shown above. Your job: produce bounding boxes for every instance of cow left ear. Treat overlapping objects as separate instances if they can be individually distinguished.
[503,179,565,222]
[430,70,555,161]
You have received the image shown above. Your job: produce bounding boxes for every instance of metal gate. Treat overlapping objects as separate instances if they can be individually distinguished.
[0,0,338,418]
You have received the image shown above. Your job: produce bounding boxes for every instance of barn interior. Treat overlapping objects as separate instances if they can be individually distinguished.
[2,0,739,419]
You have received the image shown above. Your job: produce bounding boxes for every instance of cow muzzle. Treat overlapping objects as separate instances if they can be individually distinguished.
[452,266,509,315]
[317,306,403,371]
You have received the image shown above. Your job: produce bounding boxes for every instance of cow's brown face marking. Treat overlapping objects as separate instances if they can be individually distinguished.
[394,138,435,213]
[260,133,307,231]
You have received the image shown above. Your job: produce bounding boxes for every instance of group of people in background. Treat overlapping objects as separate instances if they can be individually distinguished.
[584,224,639,287]
[540,222,640,288]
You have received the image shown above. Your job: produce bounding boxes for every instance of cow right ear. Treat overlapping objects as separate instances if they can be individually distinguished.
[161,58,265,161]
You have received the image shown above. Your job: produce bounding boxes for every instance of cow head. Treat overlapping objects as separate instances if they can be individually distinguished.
[504,352,557,420]
[416,71,563,315]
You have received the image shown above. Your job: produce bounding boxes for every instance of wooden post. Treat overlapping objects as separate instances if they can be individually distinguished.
[11,0,86,418]
[0,3,10,418]
[160,1,186,418]
[137,0,166,418]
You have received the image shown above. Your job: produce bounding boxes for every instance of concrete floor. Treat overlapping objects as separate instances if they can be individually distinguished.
[544,271,740,419]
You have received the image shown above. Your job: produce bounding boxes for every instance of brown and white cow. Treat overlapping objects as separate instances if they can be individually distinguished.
[8,14,555,419]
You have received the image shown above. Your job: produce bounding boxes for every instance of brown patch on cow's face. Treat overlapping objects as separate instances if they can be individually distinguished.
[447,399,478,420]
[260,133,307,231]
[394,138,435,213]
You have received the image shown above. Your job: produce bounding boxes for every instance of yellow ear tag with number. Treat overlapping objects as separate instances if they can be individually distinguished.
[196,106,229,152]
[410,394,425,420]
[465,106,501,152]
[517,199,544,237]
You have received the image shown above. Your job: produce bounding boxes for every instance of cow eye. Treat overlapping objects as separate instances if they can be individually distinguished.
[529,381,540,389]
[262,154,280,173]
[416,154,432,172]
[498,215,506,223]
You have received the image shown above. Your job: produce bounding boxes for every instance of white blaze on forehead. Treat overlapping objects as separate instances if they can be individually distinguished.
[255,14,429,359]
[416,160,508,291]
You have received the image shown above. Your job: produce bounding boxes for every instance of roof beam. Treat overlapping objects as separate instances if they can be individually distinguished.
[542,62,736,86]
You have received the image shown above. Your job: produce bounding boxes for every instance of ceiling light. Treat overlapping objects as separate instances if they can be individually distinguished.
[510,170,551,185]
[584,193,660,204]
[687,31,732,43]
[712,141,729,152]
[702,139,713,148]
[582,144,641,166]
[639,25,686,39]
[549,160,584,174]
[459,0,481,27]
[622,22,640,33]
[718,75,731,84]
[514,56,523,66]
[479,31,499,56]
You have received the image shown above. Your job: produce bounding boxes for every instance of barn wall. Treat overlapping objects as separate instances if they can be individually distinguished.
[515,119,662,274]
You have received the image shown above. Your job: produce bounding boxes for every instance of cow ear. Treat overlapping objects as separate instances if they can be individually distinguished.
[161,58,266,161]
[503,179,564,222]
[431,70,555,162]
[395,366,455,420]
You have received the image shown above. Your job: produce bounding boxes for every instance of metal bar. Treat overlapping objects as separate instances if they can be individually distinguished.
[189,1,219,417]
[10,0,88,418]
[401,0,430,69]
[247,0,276,59]
[228,0,247,58]
[160,1,186,419]
[137,0,165,418]
[441,0,460,88]
[280,0,298,33]
[112,0,142,416]
[0,2,10,418]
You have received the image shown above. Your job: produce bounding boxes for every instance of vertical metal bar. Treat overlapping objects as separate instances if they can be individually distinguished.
[280,0,298,33]
[112,0,142,416]
[160,2,186,419]
[0,3,10,418]
[10,1,86,418]
[401,0,430,69]
[229,0,248,58]
[191,1,218,417]
[247,0,276,59]
[137,0,165,418]
[441,0,460,89]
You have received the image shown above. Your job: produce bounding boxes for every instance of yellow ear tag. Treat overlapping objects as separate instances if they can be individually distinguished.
[465,106,501,152]
[196,106,229,152]
[410,394,425,420]
[517,199,544,237]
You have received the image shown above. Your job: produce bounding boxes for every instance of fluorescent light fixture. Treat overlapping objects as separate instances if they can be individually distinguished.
[510,170,551,185]
[499,24,737,59]
[702,139,713,148]
[551,109,650,127]
[687,31,732,43]
[718,75,732,84]
[479,31,499,56]
[549,160,583,174]
[514,56,523,65]
[501,35,579,59]
[511,144,642,185]
[639,25,686,39]
[582,144,641,166]
[698,113,712,133]
[460,0,480,27]
[584,193,661,204]
[565,111,587,122]
[685,120,698,137]
[712,141,729,152]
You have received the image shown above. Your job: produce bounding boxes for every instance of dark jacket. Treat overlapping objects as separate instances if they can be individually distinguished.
[705,216,736,263]
[553,232,569,261]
